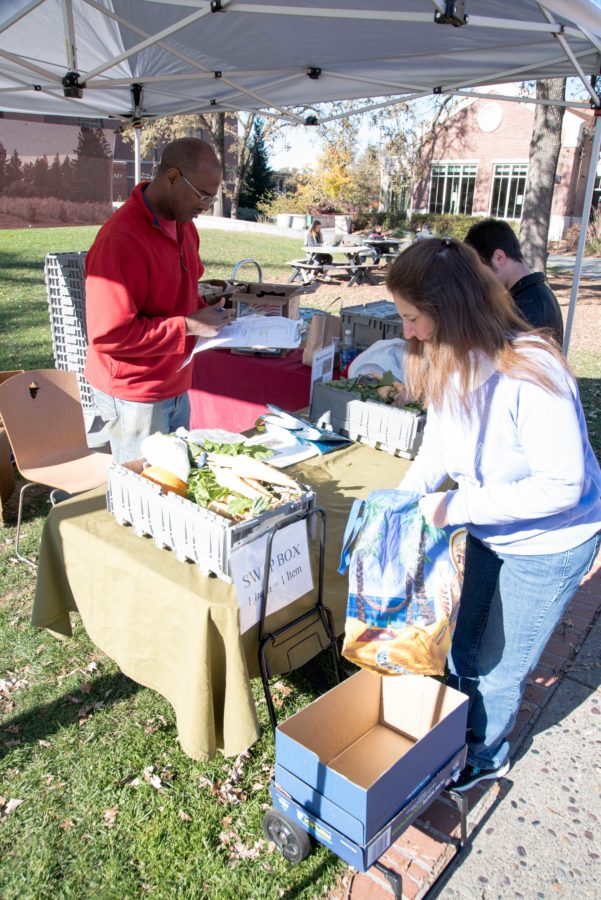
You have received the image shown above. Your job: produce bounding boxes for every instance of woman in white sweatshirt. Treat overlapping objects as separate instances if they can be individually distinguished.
[387,237,601,792]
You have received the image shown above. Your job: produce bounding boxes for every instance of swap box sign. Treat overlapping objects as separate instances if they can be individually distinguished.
[230,520,313,634]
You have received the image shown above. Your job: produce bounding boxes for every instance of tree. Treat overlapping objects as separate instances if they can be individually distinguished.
[61,156,73,201]
[0,142,6,193]
[33,154,49,197]
[72,126,113,202]
[519,79,566,272]
[239,119,273,209]
[5,149,22,188]
[47,153,63,199]
[130,111,286,218]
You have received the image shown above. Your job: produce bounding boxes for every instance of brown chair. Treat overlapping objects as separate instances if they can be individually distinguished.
[0,370,24,519]
[0,369,113,567]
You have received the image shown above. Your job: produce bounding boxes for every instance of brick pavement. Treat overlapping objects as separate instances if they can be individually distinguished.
[331,556,601,900]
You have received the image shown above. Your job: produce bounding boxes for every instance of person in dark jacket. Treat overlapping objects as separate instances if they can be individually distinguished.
[304,220,333,265]
[465,218,564,344]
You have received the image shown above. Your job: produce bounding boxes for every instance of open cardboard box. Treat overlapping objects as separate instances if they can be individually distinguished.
[275,669,468,844]
[232,281,300,320]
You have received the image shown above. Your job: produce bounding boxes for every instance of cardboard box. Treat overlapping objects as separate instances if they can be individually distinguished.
[232,282,300,320]
[198,278,235,306]
[271,745,466,871]
[274,670,468,843]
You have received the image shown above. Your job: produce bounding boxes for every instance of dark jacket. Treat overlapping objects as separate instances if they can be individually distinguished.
[510,272,564,344]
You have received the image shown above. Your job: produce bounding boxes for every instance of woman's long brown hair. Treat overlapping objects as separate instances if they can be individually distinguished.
[386,238,568,413]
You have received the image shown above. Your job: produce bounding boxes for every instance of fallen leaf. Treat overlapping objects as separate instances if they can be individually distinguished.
[59,819,75,831]
[38,740,51,749]
[1,798,24,818]
[6,724,20,734]
[143,767,163,791]
[79,682,92,695]
[178,810,192,822]
[103,807,118,827]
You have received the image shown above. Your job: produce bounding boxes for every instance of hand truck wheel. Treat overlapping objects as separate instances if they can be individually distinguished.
[262,809,311,864]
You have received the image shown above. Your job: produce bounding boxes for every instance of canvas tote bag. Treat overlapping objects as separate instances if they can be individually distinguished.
[338,489,466,676]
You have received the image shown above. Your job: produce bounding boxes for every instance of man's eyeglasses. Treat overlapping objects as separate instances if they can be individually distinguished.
[178,169,218,205]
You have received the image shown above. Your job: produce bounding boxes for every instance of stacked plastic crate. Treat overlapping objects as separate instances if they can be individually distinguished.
[44,252,106,446]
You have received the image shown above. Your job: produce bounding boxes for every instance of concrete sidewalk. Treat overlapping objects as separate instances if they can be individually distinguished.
[332,555,601,900]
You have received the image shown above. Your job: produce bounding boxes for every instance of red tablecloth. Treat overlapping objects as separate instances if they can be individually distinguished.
[189,348,312,432]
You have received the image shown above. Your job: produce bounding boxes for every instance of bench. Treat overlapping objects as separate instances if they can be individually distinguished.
[336,262,378,287]
[288,260,324,284]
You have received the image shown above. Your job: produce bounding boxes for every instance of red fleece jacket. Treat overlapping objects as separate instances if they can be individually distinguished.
[84,182,205,402]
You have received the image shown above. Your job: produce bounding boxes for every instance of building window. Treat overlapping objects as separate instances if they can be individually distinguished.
[490,163,528,219]
[428,163,476,215]
[593,172,601,214]
[77,117,103,129]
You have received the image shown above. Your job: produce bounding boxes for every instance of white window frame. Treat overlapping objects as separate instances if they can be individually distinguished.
[428,160,478,216]
[489,161,529,219]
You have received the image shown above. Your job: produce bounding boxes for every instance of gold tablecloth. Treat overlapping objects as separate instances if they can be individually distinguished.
[32,443,410,760]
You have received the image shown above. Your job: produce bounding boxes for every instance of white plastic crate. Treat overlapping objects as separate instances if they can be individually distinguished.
[107,460,316,582]
[44,251,97,411]
[340,301,403,350]
[310,381,425,459]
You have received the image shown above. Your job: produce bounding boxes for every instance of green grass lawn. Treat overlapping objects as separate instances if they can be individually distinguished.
[0,226,599,899]
[0,225,344,900]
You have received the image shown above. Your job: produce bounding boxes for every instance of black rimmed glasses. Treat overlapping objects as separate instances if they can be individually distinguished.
[178,169,218,205]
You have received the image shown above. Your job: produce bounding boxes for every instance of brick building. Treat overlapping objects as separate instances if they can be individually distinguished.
[405,92,598,240]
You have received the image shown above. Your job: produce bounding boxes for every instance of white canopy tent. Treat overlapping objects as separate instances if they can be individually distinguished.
[1,0,601,351]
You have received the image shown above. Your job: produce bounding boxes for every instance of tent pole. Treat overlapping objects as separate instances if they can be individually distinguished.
[563,111,601,356]
[134,128,141,187]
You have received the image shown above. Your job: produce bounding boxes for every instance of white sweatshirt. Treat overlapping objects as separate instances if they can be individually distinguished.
[399,346,601,555]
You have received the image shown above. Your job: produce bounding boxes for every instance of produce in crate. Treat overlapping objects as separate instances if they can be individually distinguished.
[325,370,422,412]
[137,432,302,523]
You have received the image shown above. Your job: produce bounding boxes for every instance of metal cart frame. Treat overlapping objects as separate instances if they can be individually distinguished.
[257,505,343,732]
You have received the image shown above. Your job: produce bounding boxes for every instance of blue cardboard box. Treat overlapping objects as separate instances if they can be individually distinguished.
[271,746,466,872]
[275,670,468,843]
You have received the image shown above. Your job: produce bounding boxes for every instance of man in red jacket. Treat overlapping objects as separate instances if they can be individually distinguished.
[85,137,235,462]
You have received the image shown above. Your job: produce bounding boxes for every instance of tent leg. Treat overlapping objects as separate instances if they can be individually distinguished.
[563,112,601,356]
[134,128,141,187]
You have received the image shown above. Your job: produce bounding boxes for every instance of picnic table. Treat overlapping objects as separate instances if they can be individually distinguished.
[304,244,378,287]
[363,237,405,263]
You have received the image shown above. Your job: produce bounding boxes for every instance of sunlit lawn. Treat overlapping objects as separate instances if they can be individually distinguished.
[0,225,344,900]
[0,225,599,899]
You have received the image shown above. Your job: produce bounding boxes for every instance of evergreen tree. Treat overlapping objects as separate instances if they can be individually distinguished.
[5,149,22,187]
[72,126,112,202]
[61,156,73,201]
[48,153,63,198]
[33,154,49,196]
[0,142,6,193]
[239,119,273,209]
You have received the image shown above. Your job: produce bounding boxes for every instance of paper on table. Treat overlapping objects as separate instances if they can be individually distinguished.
[181,315,301,367]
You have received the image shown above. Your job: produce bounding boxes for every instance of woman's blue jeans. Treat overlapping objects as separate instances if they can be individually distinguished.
[93,388,191,464]
[448,531,601,770]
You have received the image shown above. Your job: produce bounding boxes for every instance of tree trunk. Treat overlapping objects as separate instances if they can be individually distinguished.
[212,112,226,217]
[230,114,255,220]
[519,79,566,272]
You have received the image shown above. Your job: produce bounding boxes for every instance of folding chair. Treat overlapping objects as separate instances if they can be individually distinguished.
[0,370,113,567]
[0,370,24,518]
